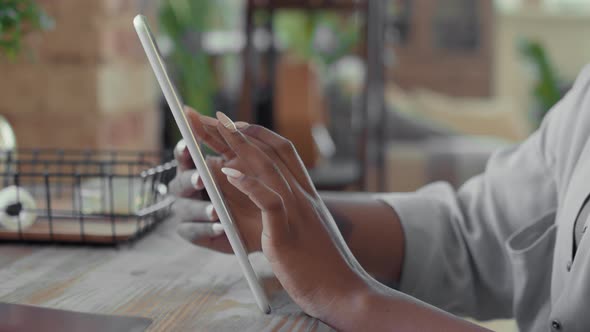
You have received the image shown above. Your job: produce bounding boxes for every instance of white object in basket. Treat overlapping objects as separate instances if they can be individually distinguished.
[0,186,37,231]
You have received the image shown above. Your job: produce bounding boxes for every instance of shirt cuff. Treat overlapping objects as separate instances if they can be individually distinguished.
[373,188,452,299]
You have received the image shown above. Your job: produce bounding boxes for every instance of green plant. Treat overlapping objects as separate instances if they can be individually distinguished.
[0,0,52,58]
[159,0,215,117]
[274,11,360,66]
[518,39,562,126]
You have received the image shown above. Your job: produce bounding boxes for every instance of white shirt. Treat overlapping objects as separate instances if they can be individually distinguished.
[376,65,590,332]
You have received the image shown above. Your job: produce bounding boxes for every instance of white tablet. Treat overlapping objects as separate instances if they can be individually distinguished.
[133,14,271,314]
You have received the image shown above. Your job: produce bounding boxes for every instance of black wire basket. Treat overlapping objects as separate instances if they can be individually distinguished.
[0,149,176,245]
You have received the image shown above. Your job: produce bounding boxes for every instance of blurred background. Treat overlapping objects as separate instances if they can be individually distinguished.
[1,0,589,329]
[3,0,589,193]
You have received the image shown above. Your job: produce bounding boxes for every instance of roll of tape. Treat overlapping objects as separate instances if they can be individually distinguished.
[0,186,37,231]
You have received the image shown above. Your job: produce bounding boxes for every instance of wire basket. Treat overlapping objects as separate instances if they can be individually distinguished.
[0,149,177,245]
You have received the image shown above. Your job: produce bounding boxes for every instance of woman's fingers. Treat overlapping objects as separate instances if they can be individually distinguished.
[171,197,218,222]
[241,124,314,191]
[177,222,225,243]
[236,122,315,194]
[215,112,291,196]
[202,119,235,156]
[168,170,205,197]
[172,140,205,199]
[174,139,194,172]
[184,106,235,159]
[221,167,289,242]
[237,134,309,197]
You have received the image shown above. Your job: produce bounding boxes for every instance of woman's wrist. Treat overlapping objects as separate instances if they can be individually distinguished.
[319,279,489,332]
[315,275,374,331]
[321,194,405,284]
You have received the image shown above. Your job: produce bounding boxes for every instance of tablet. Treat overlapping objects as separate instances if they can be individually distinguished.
[0,303,152,332]
[133,14,271,314]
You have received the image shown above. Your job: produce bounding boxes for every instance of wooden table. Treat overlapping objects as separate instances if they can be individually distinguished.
[0,215,332,331]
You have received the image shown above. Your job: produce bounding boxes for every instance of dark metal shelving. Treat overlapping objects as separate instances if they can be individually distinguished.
[239,0,387,191]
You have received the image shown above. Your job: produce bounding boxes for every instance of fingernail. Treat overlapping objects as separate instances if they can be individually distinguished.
[205,204,217,221]
[211,223,225,236]
[200,114,218,126]
[216,112,237,132]
[190,171,203,190]
[221,167,243,179]
[235,121,249,129]
[174,139,187,156]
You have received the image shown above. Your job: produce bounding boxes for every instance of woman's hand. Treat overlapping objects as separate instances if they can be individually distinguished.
[170,107,368,319]
[213,113,489,332]
[169,107,263,253]
[173,108,488,331]
[212,111,368,320]
[170,107,367,318]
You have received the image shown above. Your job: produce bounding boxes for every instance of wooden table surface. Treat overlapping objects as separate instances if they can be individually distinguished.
[0,215,332,331]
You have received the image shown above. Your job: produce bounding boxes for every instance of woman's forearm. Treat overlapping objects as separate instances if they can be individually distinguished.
[320,194,489,332]
[321,192,405,285]
[324,285,489,332]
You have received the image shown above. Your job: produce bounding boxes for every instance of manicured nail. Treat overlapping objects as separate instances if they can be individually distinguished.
[235,121,249,129]
[190,171,203,190]
[205,204,217,221]
[199,114,218,126]
[174,139,187,156]
[221,167,243,179]
[216,112,237,132]
[211,223,225,236]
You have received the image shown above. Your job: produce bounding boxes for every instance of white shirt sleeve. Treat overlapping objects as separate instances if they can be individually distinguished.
[374,99,566,321]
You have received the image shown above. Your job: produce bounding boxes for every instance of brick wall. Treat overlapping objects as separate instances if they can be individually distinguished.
[0,0,161,151]
[389,0,494,98]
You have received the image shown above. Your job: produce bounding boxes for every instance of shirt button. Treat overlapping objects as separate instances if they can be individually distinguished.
[566,261,572,272]
[551,320,562,331]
